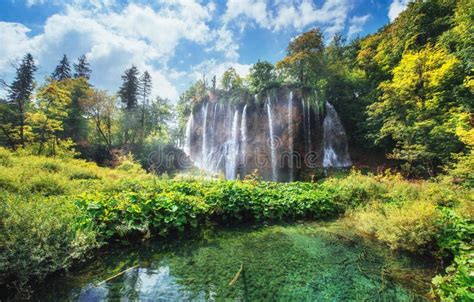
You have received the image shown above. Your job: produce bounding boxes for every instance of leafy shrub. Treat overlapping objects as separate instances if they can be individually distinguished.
[68,169,100,180]
[0,148,12,167]
[28,176,66,196]
[348,201,439,252]
[0,194,97,297]
[40,161,62,173]
[432,209,474,301]
[0,170,19,193]
[445,151,474,188]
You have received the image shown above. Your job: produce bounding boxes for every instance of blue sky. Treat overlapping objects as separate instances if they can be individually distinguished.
[0,0,411,101]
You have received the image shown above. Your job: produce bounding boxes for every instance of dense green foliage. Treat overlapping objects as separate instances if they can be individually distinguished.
[0,149,471,299]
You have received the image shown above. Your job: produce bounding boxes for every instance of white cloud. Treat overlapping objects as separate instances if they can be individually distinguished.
[223,0,352,37]
[347,14,370,38]
[388,0,411,22]
[0,22,32,70]
[223,0,271,29]
[191,59,251,88]
[207,27,239,60]
[1,1,223,101]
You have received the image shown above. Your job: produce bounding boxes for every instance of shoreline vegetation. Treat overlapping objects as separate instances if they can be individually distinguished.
[0,148,472,300]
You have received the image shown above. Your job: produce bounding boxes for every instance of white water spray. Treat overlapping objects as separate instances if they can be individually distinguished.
[266,97,278,181]
[225,110,240,180]
[323,102,352,167]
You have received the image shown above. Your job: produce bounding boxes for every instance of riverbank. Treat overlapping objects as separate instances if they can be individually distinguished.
[0,148,472,300]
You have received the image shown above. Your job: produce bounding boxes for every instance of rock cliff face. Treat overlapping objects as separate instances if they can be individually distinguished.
[184,87,351,181]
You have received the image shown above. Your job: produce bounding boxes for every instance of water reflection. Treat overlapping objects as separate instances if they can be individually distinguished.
[36,223,435,301]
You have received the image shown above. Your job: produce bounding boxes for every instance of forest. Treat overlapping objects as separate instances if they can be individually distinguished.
[0,0,472,301]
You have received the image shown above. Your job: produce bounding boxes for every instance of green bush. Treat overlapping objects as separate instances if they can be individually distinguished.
[0,148,12,167]
[68,169,100,180]
[348,201,439,252]
[40,161,62,173]
[0,194,97,297]
[28,176,66,196]
[432,209,474,301]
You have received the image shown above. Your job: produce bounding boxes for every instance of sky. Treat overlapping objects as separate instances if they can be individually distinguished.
[0,0,412,102]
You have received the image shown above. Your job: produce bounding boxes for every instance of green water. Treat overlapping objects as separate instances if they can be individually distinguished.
[35,222,435,301]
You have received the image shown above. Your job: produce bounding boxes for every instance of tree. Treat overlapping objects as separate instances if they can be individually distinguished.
[73,55,92,80]
[147,96,173,136]
[276,28,325,86]
[221,67,243,92]
[83,89,117,151]
[52,54,72,81]
[248,60,276,94]
[118,66,140,110]
[368,47,464,175]
[30,81,71,155]
[139,71,152,142]
[62,78,91,146]
[0,98,16,149]
[6,53,37,148]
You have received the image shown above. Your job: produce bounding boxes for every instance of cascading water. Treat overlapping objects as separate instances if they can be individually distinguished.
[184,113,193,156]
[266,97,278,182]
[225,110,240,180]
[240,104,248,169]
[183,88,352,181]
[323,102,352,167]
[287,91,294,181]
[306,99,312,151]
[200,102,209,168]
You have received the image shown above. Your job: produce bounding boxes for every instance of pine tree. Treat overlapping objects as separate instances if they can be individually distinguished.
[118,66,140,110]
[7,53,37,147]
[52,54,72,81]
[139,71,152,141]
[73,55,92,80]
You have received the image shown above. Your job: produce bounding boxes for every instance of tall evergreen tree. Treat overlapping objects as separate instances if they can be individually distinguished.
[52,54,72,81]
[118,66,140,110]
[140,71,152,107]
[6,53,37,147]
[139,71,152,141]
[73,55,92,80]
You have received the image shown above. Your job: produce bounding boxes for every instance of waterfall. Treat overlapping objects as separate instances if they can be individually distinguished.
[323,102,352,167]
[225,110,240,180]
[287,91,294,181]
[266,97,278,181]
[241,104,248,167]
[184,113,193,156]
[200,102,209,168]
[307,99,312,151]
[184,89,352,182]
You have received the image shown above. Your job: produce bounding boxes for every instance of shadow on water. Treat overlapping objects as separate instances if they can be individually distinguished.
[35,221,436,301]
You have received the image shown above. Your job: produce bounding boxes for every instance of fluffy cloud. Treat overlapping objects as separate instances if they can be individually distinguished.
[223,0,352,37]
[207,27,239,60]
[223,0,270,29]
[388,0,411,22]
[0,22,32,71]
[1,1,221,101]
[347,14,370,38]
[191,59,251,88]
